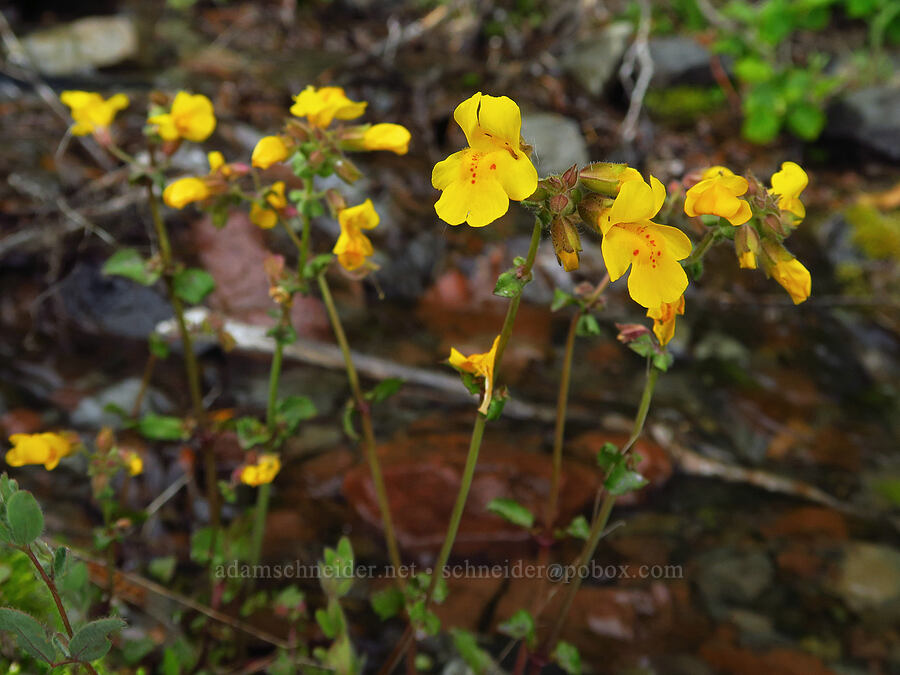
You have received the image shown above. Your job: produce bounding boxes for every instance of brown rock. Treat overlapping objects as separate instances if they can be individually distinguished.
[0,408,43,435]
[763,506,848,540]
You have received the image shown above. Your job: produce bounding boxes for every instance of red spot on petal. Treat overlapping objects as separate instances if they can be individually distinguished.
[633,249,639,256]
[490,164,496,170]
[471,179,476,184]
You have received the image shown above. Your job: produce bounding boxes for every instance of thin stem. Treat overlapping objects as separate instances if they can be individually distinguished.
[682,229,719,267]
[542,365,660,654]
[317,271,403,572]
[146,180,218,562]
[427,218,543,595]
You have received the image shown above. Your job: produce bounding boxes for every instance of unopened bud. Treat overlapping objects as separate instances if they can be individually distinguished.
[325,188,347,217]
[734,225,760,270]
[579,162,641,197]
[285,119,310,142]
[578,193,614,235]
[549,193,570,214]
[616,323,652,344]
[307,149,326,170]
[762,212,790,238]
[334,158,362,184]
[550,217,582,272]
[562,164,579,189]
[96,427,115,453]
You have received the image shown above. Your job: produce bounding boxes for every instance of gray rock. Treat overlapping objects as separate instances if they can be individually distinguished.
[376,231,445,301]
[59,262,173,339]
[696,548,774,612]
[562,23,633,97]
[522,112,589,176]
[71,378,173,429]
[826,86,900,161]
[21,15,138,76]
[836,542,900,620]
[648,36,715,88]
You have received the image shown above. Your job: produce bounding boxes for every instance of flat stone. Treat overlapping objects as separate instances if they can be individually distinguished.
[562,23,633,97]
[826,86,900,161]
[836,542,900,619]
[22,15,138,76]
[648,36,714,88]
[522,112,589,176]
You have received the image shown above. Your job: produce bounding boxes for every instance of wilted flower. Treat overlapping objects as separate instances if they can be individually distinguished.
[647,295,684,346]
[448,335,500,415]
[432,92,538,228]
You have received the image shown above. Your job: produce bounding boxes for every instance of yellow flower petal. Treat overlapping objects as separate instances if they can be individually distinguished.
[363,123,411,155]
[771,256,811,304]
[127,453,143,476]
[492,149,539,202]
[60,90,129,136]
[290,85,366,127]
[240,454,281,486]
[150,92,216,142]
[647,295,685,346]
[252,135,290,169]
[769,161,808,221]
[684,168,751,226]
[163,177,210,209]
[250,203,278,229]
[605,177,662,235]
[739,251,758,269]
[6,432,72,471]
[208,151,225,172]
[338,199,380,231]
[448,336,500,414]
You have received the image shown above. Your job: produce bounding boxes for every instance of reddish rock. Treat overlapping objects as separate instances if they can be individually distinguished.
[776,544,824,577]
[701,624,837,675]
[763,507,848,540]
[343,432,598,556]
[0,408,43,435]
[192,212,329,338]
[568,431,673,505]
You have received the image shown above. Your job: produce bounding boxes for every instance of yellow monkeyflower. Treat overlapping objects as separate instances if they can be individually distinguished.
[126,452,143,477]
[739,251,757,269]
[250,182,287,229]
[363,123,411,154]
[148,91,216,143]
[163,177,210,209]
[432,92,538,228]
[60,91,129,137]
[333,199,379,271]
[684,166,752,227]
[290,85,367,128]
[769,161,808,221]
[771,256,811,304]
[240,453,282,486]
[600,175,692,308]
[6,433,73,471]
[647,295,685,346]
[448,335,500,415]
[252,135,291,169]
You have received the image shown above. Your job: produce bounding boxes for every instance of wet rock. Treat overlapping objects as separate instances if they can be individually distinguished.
[562,23,633,97]
[826,86,900,161]
[836,542,900,619]
[522,112,589,176]
[59,262,172,339]
[648,36,715,88]
[22,15,138,76]
[696,548,774,612]
[343,433,598,556]
[70,378,173,429]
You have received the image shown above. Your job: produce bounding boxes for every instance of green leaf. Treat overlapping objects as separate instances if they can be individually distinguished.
[575,313,601,337]
[148,332,171,359]
[553,640,582,675]
[366,378,404,403]
[235,417,271,450]
[493,269,526,298]
[487,498,534,529]
[370,587,405,621]
[595,442,620,470]
[277,396,317,432]
[565,515,591,540]
[742,109,782,144]
[149,556,177,583]
[52,547,68,578]
[0,608,56,663]
[604,461,649,496]
[136,414,188,441]
[734,57,774,84]
[452,629,493,675]
[102,248,160,286]
[1,473,19,501]
[173,268,216,305]
[69,617,125,662]
[303,253,334,279]
[786,102,826,141]
[6,491,44,546]
[498,609,536,648]
[551,288,575,312]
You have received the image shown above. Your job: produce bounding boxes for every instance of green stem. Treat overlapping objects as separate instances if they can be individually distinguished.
[317,271,403,572]
[542,364,660,653]
[427,218,543,596]
[682,229,719,267]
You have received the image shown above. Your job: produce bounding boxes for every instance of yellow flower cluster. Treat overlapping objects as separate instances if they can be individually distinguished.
[239,454,282,486]
[333,199,380,272]
[6,433,73,471]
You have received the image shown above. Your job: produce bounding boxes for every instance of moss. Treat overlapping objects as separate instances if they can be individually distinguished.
[645,86,726,123]
[845,204,900,261]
